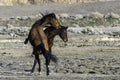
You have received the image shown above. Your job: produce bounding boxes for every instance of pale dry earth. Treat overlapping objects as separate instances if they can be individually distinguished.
[0,1,120,80]
[0,33,120,80]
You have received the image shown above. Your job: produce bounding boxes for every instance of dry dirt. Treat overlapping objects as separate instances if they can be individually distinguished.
[0,33,120,80]
[0,1,120,80]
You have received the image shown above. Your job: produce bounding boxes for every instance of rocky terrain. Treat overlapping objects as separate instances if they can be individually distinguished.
[0,1,120,80]
[0,0,117,5]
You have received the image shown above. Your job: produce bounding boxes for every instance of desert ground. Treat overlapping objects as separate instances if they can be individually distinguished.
[1,1,120,80]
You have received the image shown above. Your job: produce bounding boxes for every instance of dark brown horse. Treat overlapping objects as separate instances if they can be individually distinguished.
[44,26,68,52]
[26,13,61,75]
[24,26,68,74]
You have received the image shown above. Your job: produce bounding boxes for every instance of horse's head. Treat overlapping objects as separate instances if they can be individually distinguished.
[59,26,68,42]
[44,13,61,29]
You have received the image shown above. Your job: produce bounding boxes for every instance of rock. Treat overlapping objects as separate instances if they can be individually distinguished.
[105,12,120,18]
[70,14,84,19]
[59,13,69,18]
[75,14,84,19]
[72,24,80,28]
[68,27,83,34]
[90,11,104,18]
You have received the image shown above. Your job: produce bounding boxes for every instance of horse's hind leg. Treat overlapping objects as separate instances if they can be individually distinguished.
[35,54,41,73]
[31,54,41,73]
[31,58,37,73]
[31,50,36,73]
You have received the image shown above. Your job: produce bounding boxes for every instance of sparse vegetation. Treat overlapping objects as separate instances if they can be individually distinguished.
[0,14,119,28]
[60,16,120,27]
[1,1,120,80]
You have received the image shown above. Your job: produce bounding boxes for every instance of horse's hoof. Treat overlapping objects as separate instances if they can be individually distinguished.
[46,71,50,76]
[38,69,41,73]
[30,72,34,76]
[37,72,41,75]
[46,73,49,76]
[55,70,58,73]
[30,72,33,74]
[31,70,34,74]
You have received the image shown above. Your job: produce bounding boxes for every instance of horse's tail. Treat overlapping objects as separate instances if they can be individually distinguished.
[39,43,58,63]
[50,54,58,63]
[24,37,29,44]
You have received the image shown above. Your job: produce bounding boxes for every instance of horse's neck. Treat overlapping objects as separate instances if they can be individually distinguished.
[47,32,57,47]
[46,30,59,42]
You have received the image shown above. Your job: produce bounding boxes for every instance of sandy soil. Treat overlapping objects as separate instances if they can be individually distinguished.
[0,1,120,80]
[0,33,120,80]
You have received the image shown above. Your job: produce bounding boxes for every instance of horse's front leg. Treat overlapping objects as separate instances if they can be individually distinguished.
[42,52,50,75]
[43,51,51,75]
[45,54,50,76]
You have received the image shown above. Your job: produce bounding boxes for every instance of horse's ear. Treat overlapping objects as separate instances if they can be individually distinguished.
[61,26,68,29]
[67,26,68,29]
[66,26,68,29]
[60,25,63,28]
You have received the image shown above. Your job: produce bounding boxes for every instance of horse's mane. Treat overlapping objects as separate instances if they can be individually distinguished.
[32,13,56,27]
